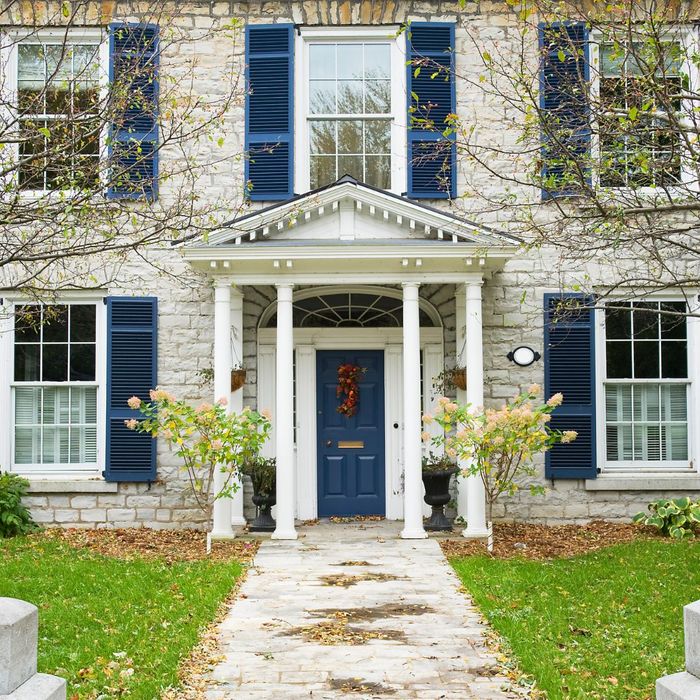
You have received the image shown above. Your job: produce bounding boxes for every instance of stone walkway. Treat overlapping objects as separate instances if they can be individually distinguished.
[205,521,525,699]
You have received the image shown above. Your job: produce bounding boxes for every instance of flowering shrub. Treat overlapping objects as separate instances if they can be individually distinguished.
[127,389,271,532]
[425,385,577,547]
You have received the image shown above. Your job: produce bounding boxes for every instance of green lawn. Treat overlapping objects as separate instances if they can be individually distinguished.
[451,540,700,700]
[0,536,242,699]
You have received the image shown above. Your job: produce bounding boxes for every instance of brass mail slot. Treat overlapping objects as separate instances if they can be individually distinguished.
[338,440,364,449]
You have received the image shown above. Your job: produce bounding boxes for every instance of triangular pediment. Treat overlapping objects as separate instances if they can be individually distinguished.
[200,177,518,248]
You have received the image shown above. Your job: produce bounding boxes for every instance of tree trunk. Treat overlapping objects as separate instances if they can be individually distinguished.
[486,499,494,554]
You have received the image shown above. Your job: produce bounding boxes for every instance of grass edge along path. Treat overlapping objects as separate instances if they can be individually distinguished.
[0,533,249,699]
[450,539,699,700]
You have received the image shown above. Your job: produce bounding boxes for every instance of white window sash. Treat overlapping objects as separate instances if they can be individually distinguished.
[1,297,106,476]
[295,26,407,195]
[595,294,699,474]
[0,27,109,197]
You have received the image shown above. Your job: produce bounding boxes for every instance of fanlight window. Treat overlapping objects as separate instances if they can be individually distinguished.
[264,291,438,328]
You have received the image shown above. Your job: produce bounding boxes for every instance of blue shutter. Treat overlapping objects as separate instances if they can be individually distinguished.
[407,22,456,199]
[544,293,597,479]
[245,24,294,201]
[539,22,590,199]
[107,23,159,201]
[105,297,157,482]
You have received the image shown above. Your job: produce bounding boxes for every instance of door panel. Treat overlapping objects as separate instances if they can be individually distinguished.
[317,350,385,516]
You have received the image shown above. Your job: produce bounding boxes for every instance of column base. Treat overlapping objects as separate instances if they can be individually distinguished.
[230,516,247,527]
[271,528,298,540]
[400,528,428,539]
[210,530,236,541]
[462,526,490,539]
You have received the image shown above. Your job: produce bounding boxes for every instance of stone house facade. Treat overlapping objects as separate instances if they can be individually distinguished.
[0,1,698,534]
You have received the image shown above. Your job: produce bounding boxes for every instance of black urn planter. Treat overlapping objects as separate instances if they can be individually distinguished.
[422,468,457,531]
[250,484,276,532]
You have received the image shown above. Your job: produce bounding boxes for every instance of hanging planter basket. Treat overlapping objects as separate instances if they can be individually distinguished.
[451,368,467,391]
[230,368,247,392]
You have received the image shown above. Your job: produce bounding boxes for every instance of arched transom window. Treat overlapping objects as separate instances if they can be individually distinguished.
[262,289,440,328]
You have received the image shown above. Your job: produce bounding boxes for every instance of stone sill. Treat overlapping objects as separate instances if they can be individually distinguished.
[585,475,700,491]
[27,479,118,494]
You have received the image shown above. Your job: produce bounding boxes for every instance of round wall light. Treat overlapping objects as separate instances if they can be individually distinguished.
[507,346,541,367]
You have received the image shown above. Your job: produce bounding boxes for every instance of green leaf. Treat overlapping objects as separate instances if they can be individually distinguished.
[557,49,566,63]
[38,126,51,139]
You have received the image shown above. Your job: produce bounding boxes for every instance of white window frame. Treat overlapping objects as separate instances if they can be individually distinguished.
[0,294,106,477]
[594,293,700,474]
[589,27,700,194]
[0,27,109,198]
[294,26,407,195]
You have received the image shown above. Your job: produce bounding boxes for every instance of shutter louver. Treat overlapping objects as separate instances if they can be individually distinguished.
[539,22,590,199]
[107,23,159,201]
[407,22,456,199]
[544,293,597,479]
[105,297,157,482]
[245,24,294,200]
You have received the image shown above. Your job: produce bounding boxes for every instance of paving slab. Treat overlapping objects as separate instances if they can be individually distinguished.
[205,521,526,699]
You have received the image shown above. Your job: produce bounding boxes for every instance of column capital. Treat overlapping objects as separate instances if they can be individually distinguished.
[213,277,234,289]
[275,282,295,290]
[400,281,421,289]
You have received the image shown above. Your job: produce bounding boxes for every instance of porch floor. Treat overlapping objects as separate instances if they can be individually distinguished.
[204,521,526,699]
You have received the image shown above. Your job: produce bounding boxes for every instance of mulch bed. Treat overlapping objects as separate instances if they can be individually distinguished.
[440,520,663,560]
[41,528,259,563]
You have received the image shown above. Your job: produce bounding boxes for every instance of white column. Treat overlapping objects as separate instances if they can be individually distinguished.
[401,282,427,539]
[212,280,234,539]
[272,283,297,540]
[229,288,246,527]
[454,288,468,520]
[463,280,489,539]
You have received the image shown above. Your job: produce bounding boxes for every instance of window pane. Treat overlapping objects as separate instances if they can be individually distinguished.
[309,120,336,154]
[634,424,660,460]
[660,302,686,339]
[309,80,336,114]
[606,341,631,378]
[71,387,97,423]
[338,120,363,154]
[364,44,390,78]
[43,387,70,424]
[42,344,68,381]
[661,384,687,422]
[337,154,363,180]
[606,384,632,422]
[70,426,97,463]
[14,427,40,464]
[42,426,70,463]
[337,44,363,79]
[42,305,68,341]
[605,304,631,339]
[15,387,41,424]
[365,120,390,154]
[633,340,659,378]
[365,79,391,113]
[601,44,625,76]
[365,155,391,189]
[632,302,659,339]
[309,44,336,79]
[633,385,659,422]
[14,305,41,342]
[662,424,688,461]
[70,344,96,381]
[17,44,45,112]
[661,341,687,378]
[310,155,336,189]
[606,424,632,461]
[14,344,40,381]
[337,80,363,113]
[70,304,96,341]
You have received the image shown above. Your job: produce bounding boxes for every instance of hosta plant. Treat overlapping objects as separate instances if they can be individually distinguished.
[633,498,700,539]
[0,471,38,538]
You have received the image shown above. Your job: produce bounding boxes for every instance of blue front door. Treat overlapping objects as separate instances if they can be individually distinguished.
[317,350,385,517]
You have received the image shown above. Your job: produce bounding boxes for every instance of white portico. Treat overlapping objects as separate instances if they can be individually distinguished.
[183,177,519,540]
